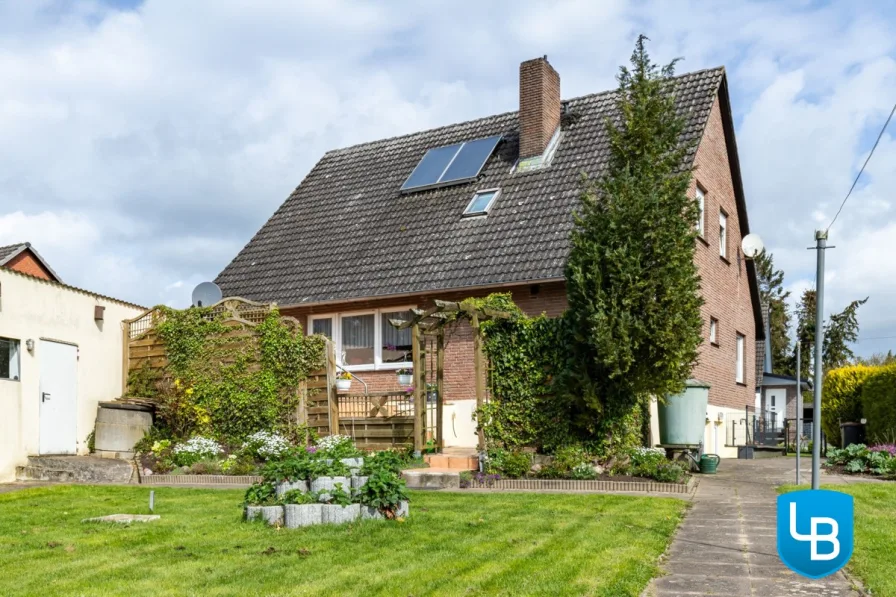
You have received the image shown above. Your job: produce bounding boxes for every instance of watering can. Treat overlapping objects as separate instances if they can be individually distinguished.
[699,454,720,474]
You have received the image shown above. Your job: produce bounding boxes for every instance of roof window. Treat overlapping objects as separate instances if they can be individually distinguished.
[463,189,500,216]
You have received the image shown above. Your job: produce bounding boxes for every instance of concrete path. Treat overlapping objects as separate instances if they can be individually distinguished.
[646,458,861,597]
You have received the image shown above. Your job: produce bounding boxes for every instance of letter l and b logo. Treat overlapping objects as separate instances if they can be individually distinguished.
[777,489,854,579]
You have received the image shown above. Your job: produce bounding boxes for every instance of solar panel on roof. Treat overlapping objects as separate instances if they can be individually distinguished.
[400,135,502,192]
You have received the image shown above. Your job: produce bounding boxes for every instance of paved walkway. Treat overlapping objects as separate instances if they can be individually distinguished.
[646,458,860,597]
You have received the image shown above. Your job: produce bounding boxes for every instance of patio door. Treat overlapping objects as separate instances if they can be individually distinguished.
[39,340,78,455]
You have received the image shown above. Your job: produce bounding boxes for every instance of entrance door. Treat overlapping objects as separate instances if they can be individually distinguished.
[39,340,78,455]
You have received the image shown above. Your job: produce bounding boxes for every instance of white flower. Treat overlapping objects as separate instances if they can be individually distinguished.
[315,434,353,451]
[242,431,290,460]
[172,436,221,459]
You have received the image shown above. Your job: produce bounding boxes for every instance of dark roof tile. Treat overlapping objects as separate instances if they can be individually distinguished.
[217,68,725,305]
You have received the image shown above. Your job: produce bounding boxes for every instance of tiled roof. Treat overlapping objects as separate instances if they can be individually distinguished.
[217,67,726,305]
[0,242,26,263]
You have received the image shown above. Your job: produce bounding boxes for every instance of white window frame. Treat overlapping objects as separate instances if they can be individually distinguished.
[709,318,718,345]
[696,186,705,235]
[308,307,416,372]
[736,333,745,384]
[719,211,728,258]
[0,337,21,381]
[463,188,501,217]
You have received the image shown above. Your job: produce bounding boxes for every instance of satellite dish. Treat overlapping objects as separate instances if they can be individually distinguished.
[191,282,223,308]
[741,233,765,259]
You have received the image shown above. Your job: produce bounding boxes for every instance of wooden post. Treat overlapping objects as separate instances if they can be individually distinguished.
[326,340,339,436]
[436,331,445,451]
[296,379,308,445]
[412,323,424,455]
[120,322,129,396]
[471,314,486,452]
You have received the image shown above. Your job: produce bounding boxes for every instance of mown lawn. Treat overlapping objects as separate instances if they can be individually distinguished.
[0,485,685,597]
[781,483,896,596]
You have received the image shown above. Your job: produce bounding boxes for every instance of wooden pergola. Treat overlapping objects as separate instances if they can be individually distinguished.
[390,299,512,453]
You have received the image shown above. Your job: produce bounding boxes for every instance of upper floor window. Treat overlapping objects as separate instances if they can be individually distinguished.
[736,333,745,384]
[0,338,21,381]
[696,186,705,236]
[308,308,414,371]
[719,211,728,259]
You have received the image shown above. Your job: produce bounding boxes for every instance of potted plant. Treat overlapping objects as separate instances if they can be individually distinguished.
[396,367,413,387]
[282,489,323,528]
[336,371,353,392]
[319,485,360,524]
[243,481,282,526]
[358,469,409,520]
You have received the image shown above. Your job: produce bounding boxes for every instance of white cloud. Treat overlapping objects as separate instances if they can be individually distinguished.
[1,0,895,355]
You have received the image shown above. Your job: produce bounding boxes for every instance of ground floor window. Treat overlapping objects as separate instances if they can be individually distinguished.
[0,337,21,381]
[309,307,414,371]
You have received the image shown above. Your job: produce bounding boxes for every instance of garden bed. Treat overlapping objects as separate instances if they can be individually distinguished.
[461,475,696,495]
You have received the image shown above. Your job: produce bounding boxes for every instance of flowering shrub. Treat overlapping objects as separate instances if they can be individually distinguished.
[315,434,360,459]
[827,443,896,477]
[569,462,598,480]
[871,444,896,457]
[336,371,352,381]
[241,431,291,461]
[172,436,221,467]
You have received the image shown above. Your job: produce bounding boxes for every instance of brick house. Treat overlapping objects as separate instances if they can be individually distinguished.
[216,58,764,454]
[0,242,61,282]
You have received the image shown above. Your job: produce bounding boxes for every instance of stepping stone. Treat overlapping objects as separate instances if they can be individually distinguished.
[82,514,160,524]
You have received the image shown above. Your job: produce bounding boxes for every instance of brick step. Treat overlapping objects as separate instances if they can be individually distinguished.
[424,453,478,470]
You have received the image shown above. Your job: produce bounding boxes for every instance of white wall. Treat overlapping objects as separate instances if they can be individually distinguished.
[0,270,143,481]
[442,399,478,448]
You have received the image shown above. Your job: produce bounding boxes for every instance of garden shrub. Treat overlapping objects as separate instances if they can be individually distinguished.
[569,463,598,480]
[537,444,594,478]
[358,470,409,518]
[362,450,407,475]
[189,458,223,475]
[825,443,896,477]
[244,481,277,506]
[476,298,574,452]
[485,449,531,478]
[862,363,896,444]
[822,365,875,447]
[141,306,326,443]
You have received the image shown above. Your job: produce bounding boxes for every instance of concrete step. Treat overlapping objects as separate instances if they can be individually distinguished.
[403,469,460,489]
[424,453,478,470]
[16,456,135,483]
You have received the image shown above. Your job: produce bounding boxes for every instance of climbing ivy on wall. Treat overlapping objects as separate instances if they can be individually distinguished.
[133,306,326,443]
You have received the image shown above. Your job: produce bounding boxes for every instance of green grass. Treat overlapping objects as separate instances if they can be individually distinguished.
[781,483,896,596]
[0,485,685,597]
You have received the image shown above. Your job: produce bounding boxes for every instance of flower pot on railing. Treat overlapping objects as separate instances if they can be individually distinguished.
[397,374,413,386]
[336,379,352,391]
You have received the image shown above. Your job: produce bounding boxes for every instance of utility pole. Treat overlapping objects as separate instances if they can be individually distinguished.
[811,230,828,490]
[795,341,801,485]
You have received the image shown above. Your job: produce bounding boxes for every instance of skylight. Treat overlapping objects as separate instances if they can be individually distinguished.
[401,136,502,192]
[463,189,500,216]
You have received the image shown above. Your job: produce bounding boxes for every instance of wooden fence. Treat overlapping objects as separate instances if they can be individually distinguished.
[122,298,418,451]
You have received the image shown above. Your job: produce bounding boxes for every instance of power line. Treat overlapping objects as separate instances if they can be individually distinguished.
[827,101,896,232]
[854,335,896,342]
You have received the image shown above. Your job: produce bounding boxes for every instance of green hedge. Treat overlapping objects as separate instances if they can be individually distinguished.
[822,365,875,447]
[861,363,896,444]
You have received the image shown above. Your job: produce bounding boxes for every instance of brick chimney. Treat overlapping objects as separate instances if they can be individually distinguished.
[519,56,561,159]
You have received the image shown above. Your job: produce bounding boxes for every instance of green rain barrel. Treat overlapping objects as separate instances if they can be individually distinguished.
[657,379,710,445]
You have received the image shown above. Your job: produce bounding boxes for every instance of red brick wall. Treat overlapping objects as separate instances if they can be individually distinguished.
[4,250,54,281]
[281,281,566,401]
[690,95,757,410]
[519,57,561,158]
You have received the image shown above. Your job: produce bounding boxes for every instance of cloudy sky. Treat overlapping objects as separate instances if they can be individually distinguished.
[2,0,895,356]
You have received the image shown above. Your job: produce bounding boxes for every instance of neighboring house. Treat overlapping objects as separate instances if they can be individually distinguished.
[217,57,764,454]
[0,242,62,282]
[0,266,144,482]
